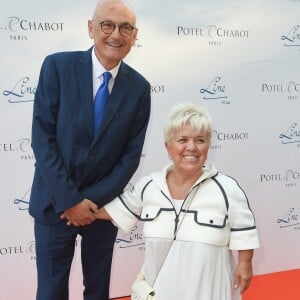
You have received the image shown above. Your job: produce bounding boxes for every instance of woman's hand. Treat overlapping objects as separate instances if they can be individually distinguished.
[94,207,112,220]
[234,249,254,293]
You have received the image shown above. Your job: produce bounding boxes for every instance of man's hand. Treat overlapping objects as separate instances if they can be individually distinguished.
[60,199,98,226]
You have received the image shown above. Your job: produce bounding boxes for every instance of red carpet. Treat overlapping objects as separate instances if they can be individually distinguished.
[243,269,300,300]
[113,269,300,300]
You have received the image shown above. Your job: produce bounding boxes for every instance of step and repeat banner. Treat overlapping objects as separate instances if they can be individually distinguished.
[1,0,299,299]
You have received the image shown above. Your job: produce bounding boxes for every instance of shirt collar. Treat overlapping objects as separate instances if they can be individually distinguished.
[91,47,120,80]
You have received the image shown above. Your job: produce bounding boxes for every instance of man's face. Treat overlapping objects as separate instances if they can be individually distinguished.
[88,2,137,69]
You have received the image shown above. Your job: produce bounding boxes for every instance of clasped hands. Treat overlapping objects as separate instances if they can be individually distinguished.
[60,198,99,227]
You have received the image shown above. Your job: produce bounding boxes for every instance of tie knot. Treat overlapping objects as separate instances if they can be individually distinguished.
[103,71,112,84]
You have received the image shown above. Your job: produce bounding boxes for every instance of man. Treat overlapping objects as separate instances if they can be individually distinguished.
[29,0,151,299]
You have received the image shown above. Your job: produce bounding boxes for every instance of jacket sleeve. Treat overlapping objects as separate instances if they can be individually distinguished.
[104,177,149,233]
[224,176,260,250]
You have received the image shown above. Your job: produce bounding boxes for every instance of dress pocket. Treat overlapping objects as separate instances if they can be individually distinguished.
[193,211,228,228]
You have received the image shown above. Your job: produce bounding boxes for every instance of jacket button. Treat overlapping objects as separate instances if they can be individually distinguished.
[210,219,213,224]
[146,214,149,218]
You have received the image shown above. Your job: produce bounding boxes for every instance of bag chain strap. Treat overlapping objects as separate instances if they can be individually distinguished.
[151,183,200,287]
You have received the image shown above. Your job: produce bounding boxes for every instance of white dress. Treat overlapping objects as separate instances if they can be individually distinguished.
[143,200,241,300]
[105,164,260,299]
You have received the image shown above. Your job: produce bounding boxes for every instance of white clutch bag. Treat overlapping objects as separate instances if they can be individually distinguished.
[131,271,155,300]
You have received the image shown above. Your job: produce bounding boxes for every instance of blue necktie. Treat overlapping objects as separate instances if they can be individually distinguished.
[93,71,112,134]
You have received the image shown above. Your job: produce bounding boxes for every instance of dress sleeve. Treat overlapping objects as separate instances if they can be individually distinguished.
[224,176,260,250]
[104,176,149,233]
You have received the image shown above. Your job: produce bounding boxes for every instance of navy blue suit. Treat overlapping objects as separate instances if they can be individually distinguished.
[29,47,151,300]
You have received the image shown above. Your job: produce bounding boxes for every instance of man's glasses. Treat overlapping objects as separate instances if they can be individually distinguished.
[97,21,136,37]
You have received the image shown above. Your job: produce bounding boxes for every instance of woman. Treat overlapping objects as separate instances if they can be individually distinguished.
[97,103,260,300]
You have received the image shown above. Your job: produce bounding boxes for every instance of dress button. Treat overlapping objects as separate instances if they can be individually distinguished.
[146,214,149,218]
[210,219,214,224]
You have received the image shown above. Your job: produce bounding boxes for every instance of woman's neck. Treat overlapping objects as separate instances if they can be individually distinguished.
[167,168,202,200]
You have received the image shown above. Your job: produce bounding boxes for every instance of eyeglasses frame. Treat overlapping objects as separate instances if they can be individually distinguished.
[96,20,136,37]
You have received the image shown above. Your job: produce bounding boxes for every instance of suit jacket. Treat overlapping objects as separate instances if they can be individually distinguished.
[29,47,151,224]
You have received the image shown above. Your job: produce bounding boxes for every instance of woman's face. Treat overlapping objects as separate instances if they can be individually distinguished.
[165,123,210,174]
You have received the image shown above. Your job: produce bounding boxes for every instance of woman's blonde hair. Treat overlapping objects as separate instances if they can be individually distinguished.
[163,103,212,143]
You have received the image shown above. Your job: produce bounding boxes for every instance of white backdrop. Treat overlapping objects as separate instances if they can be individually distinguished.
[1,0,300,299]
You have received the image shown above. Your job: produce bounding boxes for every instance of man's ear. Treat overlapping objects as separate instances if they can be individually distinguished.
[88,20,94,39]
[131,28,138,46]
